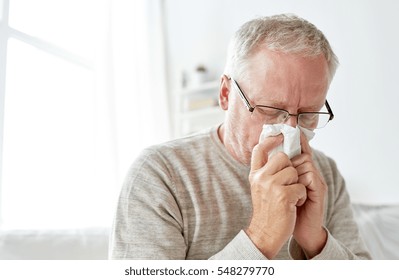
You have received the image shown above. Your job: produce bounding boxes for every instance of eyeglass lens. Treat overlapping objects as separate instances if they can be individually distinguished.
[251,107,330,129]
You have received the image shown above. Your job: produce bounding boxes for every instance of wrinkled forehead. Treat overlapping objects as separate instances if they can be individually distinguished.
[245,48,330,85]
[243,49,330,109]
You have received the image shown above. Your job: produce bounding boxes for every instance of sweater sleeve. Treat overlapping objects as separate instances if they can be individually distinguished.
[109,148,187,259]
[288,153,371,260]
[209,230,268,260]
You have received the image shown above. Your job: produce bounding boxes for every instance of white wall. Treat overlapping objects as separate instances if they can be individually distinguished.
[164,0,399,204]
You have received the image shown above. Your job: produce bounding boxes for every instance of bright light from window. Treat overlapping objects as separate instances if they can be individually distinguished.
[1,38,109,229]
[8,0,98,59]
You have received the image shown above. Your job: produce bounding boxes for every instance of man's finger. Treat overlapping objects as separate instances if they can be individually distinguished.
[300,131,312,155]
[251,134,283,171]
[286,183,307,207]
[264,152,293,175]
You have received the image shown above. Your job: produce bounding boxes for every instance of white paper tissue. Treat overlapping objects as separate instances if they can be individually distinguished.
[259,124,315,159]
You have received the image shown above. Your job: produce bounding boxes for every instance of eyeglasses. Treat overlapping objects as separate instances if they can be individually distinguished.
[229,77,334,129]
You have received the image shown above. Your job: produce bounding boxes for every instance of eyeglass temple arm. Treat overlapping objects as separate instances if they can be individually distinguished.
[325,100,334,121]
[228,77,255,112]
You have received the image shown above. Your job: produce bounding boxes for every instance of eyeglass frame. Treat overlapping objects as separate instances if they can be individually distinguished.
[228,76,334,128]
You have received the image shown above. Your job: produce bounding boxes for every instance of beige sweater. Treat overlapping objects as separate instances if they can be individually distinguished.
[109,126,370,260]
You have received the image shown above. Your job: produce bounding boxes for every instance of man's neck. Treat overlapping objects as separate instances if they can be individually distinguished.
[217,124,251,166]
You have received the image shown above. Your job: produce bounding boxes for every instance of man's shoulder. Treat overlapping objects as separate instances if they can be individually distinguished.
[312,148,338,173]
[124,127,218,185]
[139,127,217,162]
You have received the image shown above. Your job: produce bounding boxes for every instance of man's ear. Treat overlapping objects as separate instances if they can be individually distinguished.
[219,75,231,111]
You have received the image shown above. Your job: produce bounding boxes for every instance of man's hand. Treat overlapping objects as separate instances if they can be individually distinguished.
[245,134,307,259]
[291,132,328,258]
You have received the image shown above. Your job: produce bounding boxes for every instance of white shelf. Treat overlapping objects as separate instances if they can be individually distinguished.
[173,80,224,138]
[181,106,222,119]
[178,80,219,95]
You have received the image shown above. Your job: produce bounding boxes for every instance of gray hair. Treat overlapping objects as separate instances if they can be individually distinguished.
[224,14,339,81]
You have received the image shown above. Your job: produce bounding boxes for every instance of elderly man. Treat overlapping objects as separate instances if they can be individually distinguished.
[109,14,370,260]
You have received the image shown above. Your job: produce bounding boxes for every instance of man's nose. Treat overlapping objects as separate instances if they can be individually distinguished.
[284,115,298,127]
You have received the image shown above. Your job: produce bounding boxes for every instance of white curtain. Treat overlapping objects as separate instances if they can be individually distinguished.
[89,0,171,223]
[0,0,170,230]
[0,0,170,258]
[110,0,171,185]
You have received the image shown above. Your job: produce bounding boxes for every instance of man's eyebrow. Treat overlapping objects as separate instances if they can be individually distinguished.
[253,97,286,108]
[255,100,324,112]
